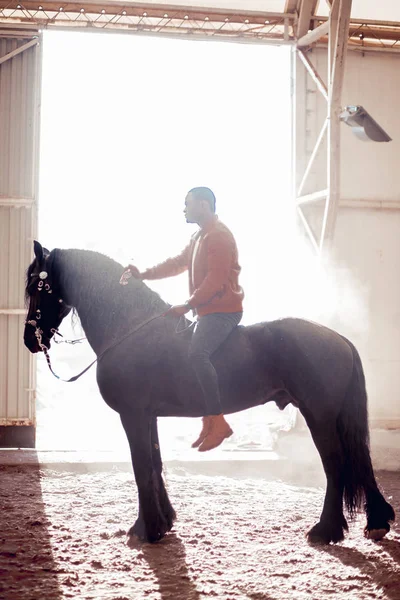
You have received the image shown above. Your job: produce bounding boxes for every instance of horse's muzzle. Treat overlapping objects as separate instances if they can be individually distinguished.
[24,330,49,354]
[24,339,41,354]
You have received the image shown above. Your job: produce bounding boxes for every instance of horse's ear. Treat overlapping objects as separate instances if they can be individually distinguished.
[33,241,50,261]
[33,240,43,262]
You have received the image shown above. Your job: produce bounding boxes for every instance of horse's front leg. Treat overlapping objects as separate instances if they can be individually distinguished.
[120,410,169,543]
[150,418,176,532]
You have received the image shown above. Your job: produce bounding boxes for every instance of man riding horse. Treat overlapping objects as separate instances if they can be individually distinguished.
[126,186,244,452]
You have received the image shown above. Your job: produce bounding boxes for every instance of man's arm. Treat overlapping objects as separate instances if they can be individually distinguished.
[138,243,191,281]
[188,231,232,308]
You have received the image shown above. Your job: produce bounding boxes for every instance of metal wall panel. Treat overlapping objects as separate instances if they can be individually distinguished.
[0,33,41,434]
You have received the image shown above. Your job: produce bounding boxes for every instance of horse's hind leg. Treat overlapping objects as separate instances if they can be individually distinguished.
[305,418,348,544]
[362,459,395,541]
[337,336,394,540]
[150,418,176,532]
[120,410,169,543]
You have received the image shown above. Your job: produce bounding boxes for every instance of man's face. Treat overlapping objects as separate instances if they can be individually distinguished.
[184,192,203,223]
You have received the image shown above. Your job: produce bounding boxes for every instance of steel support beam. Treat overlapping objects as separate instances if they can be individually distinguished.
[320,0,352,251]
[0,3,296,42]
[297,20,329,47]
[297,119,328,197]
[0,37,37,64]
[297,188,328,206]
[297,0,319,39]
[297,49,328,100]
[284,0,298,12]
[0,3,399,48]
[340,199,400,210]
[293,0,353,254]
[0,196,35,206]
[296,206,320,253]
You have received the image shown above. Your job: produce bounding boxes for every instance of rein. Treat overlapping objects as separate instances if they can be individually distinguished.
[27,312,195,383]
[27,312,168,383]
[52,330,87,345]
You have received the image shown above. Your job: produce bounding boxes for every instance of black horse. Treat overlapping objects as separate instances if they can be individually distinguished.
[24,241,395,544]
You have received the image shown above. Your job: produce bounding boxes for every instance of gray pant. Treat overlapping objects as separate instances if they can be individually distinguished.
[188,312,243,416]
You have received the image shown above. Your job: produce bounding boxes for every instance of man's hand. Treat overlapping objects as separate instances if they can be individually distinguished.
[164,303,192,317]
[126,264,143,279]
[120,264,144,286]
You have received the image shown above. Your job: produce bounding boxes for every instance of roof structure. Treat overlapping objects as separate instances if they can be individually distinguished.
[0,0,399,50]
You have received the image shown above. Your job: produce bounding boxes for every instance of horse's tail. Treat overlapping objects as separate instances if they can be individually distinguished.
[337,337,373,517]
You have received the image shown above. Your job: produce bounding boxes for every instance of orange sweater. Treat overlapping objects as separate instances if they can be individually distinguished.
[143,216,244,316]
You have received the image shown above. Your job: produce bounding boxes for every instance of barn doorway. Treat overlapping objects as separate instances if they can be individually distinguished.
[36,30,294,455]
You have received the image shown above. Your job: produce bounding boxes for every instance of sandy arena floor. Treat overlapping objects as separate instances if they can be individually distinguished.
[0,455,399,600]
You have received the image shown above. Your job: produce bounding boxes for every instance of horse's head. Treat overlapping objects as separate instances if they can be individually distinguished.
[24,241,71,353]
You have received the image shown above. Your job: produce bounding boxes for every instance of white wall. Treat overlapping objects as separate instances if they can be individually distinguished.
[334,209,400,427]
[296,49,400,427]
[333,49,399,203]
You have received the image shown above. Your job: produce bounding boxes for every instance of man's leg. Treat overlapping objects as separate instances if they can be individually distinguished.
[189,312,242,451]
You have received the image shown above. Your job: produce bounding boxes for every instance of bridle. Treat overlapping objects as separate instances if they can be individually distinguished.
[25,267,85,380]
[25,268,194,383]
[25,269,64,342]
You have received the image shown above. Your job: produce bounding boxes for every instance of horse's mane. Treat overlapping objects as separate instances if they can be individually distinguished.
[54,248,169,324]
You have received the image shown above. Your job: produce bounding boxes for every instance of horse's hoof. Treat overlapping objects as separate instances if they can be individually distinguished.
[307,530,331,545]
[126,533,143,548]
[127,519,168,544]
[165,509,177,532]
[126,528,163,546]
[364,527,389,541]
[128,519,147,541]
[307,521,345,545]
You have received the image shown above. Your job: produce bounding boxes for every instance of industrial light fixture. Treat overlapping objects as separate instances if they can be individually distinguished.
[340,105,392,142]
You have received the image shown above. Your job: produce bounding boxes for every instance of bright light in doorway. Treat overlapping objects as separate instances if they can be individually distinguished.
[37,31,298,452]
[39,31,299,320]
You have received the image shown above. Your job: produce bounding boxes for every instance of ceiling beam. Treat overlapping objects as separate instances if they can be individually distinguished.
[0,1,398,47]
[0,1,294,21]
[284,0,298,13]
[297,0,318,39]
[297,20,329,46]
[0,1,296,41]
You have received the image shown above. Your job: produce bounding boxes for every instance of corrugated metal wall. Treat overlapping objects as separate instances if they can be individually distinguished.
[0,34,41,432]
